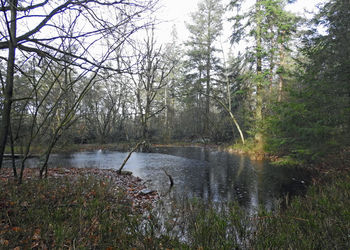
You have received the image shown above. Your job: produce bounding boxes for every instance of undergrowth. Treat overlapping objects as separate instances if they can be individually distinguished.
[0,177,181,249]
[1,172,349,249]
[253,172,350,249]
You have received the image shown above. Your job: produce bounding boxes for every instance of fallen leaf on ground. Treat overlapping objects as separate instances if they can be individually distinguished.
[12,227,21,232]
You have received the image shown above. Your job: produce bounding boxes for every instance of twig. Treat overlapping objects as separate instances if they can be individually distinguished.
[6,211,12,226]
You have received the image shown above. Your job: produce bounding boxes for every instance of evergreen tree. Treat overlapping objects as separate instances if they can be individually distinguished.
[265,0,350,160]
[184,0,224,137]
[162,25,183,142]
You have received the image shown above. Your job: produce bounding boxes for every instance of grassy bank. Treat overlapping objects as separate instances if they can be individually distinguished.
[0,176,178,249]
[1,169,349,249]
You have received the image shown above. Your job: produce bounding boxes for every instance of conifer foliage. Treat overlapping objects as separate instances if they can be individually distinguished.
[265,0,350,160]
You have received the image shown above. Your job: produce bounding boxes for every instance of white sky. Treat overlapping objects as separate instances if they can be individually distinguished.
[155,0,327,45]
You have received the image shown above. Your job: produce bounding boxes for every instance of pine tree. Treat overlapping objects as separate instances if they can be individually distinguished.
[184,0,224,137]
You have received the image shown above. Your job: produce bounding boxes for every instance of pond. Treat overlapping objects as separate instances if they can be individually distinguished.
[5,146,310,211]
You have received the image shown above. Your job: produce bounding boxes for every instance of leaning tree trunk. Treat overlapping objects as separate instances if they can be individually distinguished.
[117,141,145,174]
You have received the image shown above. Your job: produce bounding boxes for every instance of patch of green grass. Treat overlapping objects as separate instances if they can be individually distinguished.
[160,172,350,249]
[184,200,251,249]
[228,138,265,154]
[177,172,350,249]
[252,172,350,249]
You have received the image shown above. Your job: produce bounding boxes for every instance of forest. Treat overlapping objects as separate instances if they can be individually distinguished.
[0,0,349,248]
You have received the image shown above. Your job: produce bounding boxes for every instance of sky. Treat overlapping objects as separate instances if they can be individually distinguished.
[155,0,327,45]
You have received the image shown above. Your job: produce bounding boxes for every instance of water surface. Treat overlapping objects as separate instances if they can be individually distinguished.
[5,147,310,210]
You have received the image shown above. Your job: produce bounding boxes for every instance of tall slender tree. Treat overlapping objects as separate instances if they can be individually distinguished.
[184,0,224,137]
[162,25,183,142]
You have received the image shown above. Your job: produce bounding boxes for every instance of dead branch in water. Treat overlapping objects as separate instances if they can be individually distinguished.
[117,141,145,174]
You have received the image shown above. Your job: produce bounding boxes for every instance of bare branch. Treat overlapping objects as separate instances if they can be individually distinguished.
[0,0,49,12]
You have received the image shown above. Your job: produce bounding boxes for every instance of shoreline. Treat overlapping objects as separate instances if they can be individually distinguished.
[0,167,158,211]
[6,142,279,162]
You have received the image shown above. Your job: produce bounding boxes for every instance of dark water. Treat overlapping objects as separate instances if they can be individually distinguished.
[5,147,310,211]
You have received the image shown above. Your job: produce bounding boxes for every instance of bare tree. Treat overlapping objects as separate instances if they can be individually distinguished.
[82,71,129,144]
[127,27,175,148]
[0,0,157,169]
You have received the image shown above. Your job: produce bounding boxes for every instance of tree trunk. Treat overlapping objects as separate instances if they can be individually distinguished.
[0,0,18,169]
[205,11,212,136]
[229,112,245,145]
[9,124,17,178]
[117,141,145,174]
[278,37,285,102]
[205,53,211,135]
[255,0,264,150]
